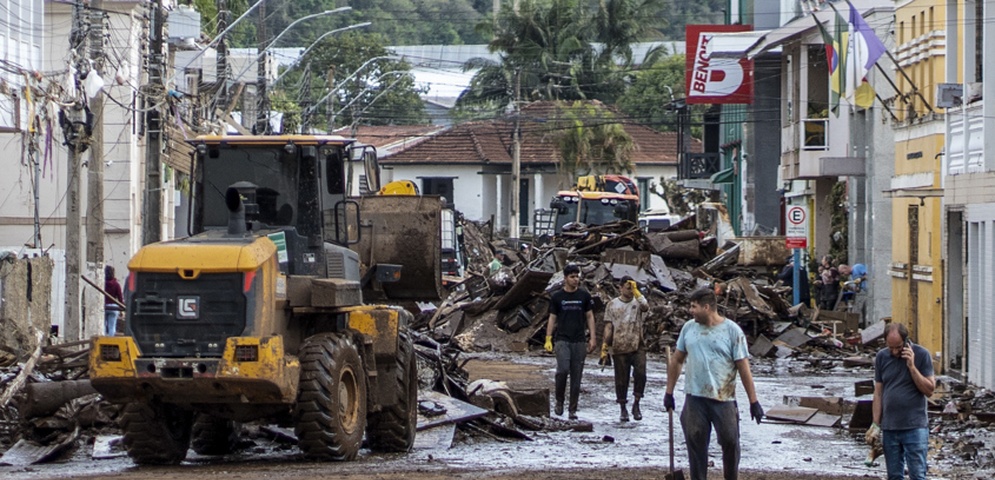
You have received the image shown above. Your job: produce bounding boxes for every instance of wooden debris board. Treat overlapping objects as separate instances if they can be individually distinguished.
[417,390,489,431]
[749,335,775,358]
[805,412,842,428]
[764,405,818,423]
[493,269,554,311]
[861,320,887,345]
[775,327,813,349]
[412,423,457,451]
[91,435,127,459]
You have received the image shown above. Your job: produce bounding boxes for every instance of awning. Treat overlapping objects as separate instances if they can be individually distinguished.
[745,10,834,59]
[710,167,736,184]
[704,31,773,59]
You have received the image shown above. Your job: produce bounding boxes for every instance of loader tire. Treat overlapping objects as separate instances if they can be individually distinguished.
[120,401,193,465]
[366,328,418,452]
[294,333,367,461]
[191,414,240,455]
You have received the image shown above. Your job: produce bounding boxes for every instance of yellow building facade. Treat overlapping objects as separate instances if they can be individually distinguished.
[888,0,947,360]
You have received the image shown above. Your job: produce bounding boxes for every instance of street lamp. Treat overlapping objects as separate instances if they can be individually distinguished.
[274,22,373,86]
[255,7,353,133]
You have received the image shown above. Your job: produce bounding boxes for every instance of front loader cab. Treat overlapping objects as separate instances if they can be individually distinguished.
[189,135,376,279]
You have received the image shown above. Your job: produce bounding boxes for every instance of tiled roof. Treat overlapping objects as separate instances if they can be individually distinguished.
[381,100,701,166]
[333,125,445,153]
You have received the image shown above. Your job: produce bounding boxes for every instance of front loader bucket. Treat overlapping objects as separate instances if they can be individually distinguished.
[352,195,444,301]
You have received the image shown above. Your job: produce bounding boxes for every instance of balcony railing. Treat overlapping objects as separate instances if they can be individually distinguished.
[679,153,722,180]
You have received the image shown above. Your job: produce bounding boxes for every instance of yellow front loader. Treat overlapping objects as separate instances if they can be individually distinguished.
[89,135,439,464]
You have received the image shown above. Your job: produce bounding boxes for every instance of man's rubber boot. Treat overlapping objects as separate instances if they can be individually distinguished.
[632,399,642,421]
[619,403,629,422]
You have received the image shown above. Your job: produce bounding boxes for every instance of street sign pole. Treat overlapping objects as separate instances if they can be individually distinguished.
[793,248,801,306]
[784,204,809,306]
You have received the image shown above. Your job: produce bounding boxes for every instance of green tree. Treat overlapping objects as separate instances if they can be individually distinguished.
[556,101,635,183]
[279,32,428,127]
[454,0,663,118]
[616,53,685,131]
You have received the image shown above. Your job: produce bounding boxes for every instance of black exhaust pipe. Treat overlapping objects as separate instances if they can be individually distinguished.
[226,187,246,235]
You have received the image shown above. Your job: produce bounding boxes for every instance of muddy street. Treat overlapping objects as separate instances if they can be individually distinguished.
[1,353,987,480]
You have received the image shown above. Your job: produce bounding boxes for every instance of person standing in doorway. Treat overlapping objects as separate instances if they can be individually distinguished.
[104,265,124,336]
[870,323,935,480]
[601,276,649,422]
[665,287,763,480]
[544,264,596,420]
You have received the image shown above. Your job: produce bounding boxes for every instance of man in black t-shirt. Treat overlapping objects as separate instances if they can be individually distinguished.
[544,264,596,419]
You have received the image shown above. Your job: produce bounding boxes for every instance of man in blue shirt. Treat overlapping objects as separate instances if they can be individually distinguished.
[665,287,763,480]
[871,323,935,480]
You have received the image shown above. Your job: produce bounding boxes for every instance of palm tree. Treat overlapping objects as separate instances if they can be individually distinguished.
[556,101,635,184]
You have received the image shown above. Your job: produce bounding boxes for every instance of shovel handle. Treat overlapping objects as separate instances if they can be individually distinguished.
[669,408,675,472]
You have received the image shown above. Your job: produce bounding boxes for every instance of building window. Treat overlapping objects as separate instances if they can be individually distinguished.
[421,177,455,208]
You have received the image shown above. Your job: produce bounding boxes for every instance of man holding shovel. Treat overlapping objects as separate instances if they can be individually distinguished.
[665,287,763,480]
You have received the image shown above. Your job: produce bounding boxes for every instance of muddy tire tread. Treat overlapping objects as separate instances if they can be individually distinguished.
[294,333,367,461]
[366,328,418,452]
[190,414,239,455]
[120,402,192,465]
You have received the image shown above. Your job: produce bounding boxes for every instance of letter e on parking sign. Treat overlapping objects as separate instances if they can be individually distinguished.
[785,205,808,249]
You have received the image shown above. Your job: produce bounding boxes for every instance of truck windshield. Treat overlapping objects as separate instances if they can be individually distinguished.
[554,198,625,231]
[199,148,300,229]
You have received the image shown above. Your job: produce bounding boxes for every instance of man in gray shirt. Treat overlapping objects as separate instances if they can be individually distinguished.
[872,323,935,480]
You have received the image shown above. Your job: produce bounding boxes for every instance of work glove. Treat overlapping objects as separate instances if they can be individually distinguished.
[749,401,764,424]
[600,343,609,361]
[544,336,554,353]
[865,423,882,445]
[664,393,675,412]
[628,280,642,299]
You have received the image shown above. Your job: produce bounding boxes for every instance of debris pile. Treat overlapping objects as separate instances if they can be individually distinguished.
[421,217,875,361]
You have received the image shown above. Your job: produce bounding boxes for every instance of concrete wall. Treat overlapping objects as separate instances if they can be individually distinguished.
[0,255,53,359]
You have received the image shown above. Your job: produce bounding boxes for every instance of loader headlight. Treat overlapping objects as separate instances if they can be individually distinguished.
[100,344,122,361]
[235,345,259,362]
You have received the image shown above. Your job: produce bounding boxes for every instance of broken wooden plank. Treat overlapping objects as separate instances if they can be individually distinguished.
[493,269,554,311]
[861,319,887,345]
[805,412,842,428]
[764,405,818,424]
[91,435,127,460]
[649,255,677,292]
[412,423,457,451]
[774,327,813,349]
[417,390,489,431]
[843,356,874,368]
[749,335,775,358]
[854,379,875,397]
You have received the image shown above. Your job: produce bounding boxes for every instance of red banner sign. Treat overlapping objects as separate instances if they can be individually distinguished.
[685,24,754,104]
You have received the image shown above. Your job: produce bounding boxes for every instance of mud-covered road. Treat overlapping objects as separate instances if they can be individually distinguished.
[1,353,988,480]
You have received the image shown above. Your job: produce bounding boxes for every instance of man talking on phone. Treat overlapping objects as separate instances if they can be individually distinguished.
[870,323,935,480]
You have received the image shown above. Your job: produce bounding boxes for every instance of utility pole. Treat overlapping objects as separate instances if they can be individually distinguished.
[63,0,92,341]
[142,0,164,245]
[255,1,269,134]
[510,68,522,236]
[216,0,230,111]
[299,62,312,133]
[86,0,105,266]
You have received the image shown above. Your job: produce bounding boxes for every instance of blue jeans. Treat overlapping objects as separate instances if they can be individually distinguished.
[105,310,119,336]
[882,428,928,480]
[681,395,741,480]
[554,341,587,412]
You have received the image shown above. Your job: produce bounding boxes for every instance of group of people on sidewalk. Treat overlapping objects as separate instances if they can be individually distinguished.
[542,264,935,480]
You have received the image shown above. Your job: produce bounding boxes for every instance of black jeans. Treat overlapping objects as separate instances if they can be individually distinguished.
[554,341,587,412]
[611,349,646,404]
[681,394,741,480]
